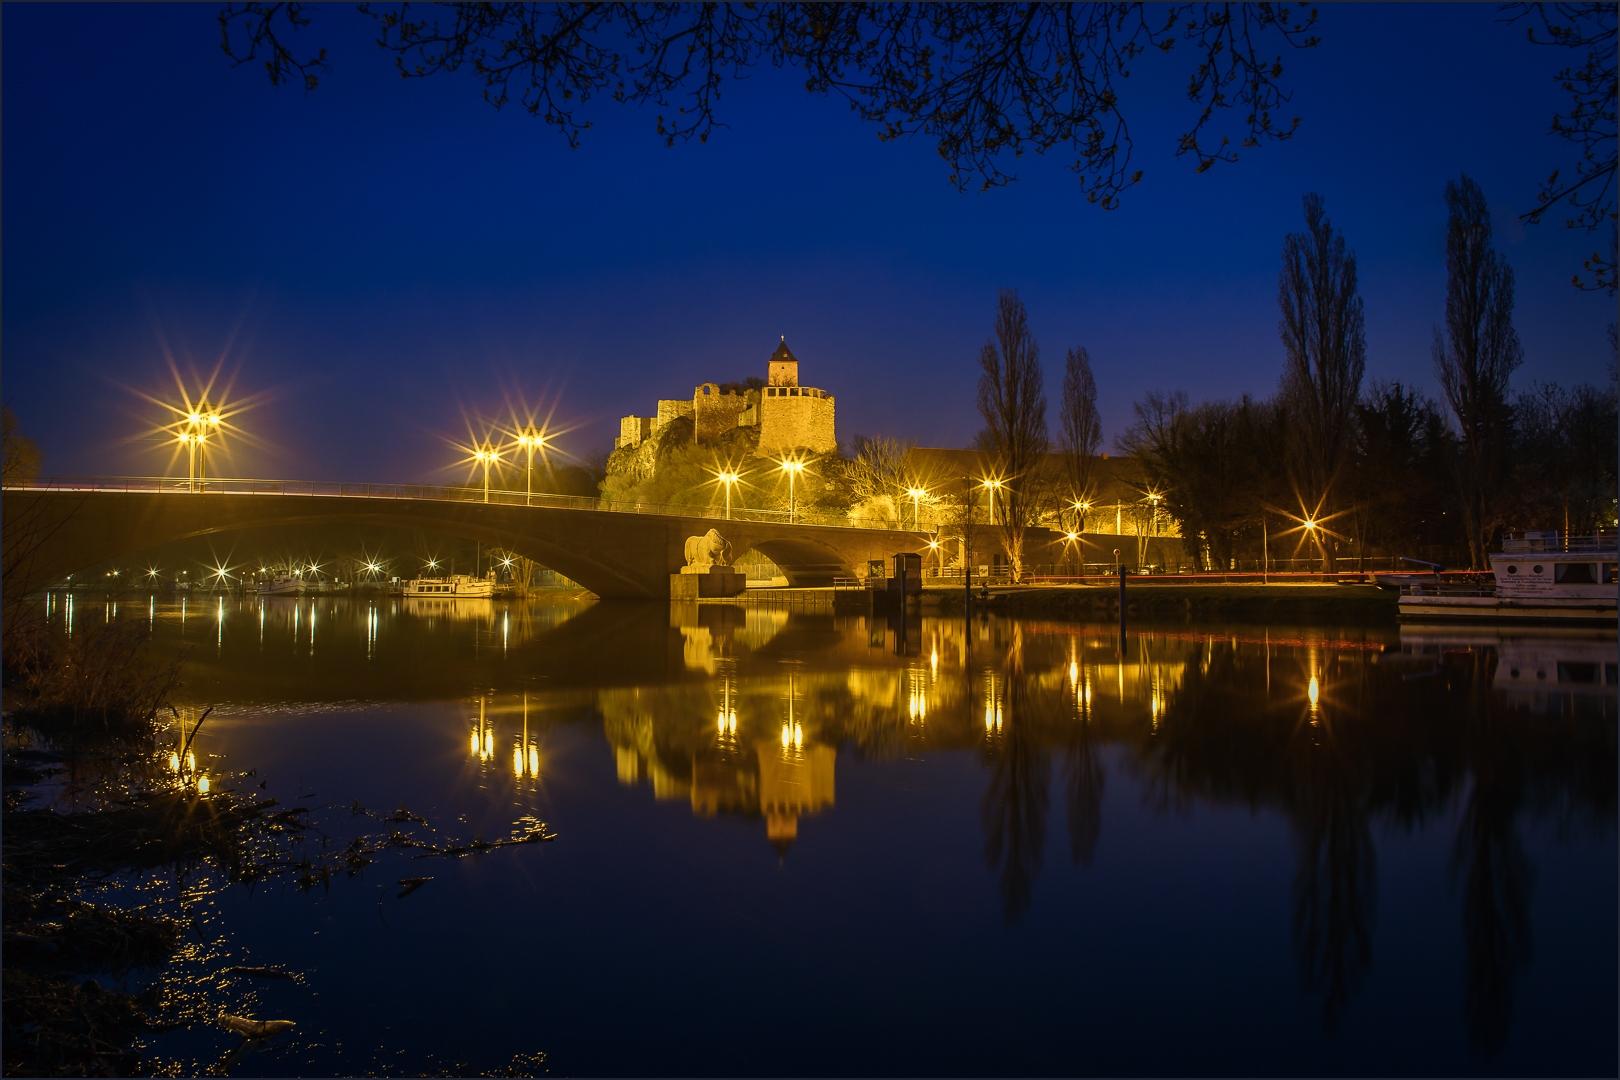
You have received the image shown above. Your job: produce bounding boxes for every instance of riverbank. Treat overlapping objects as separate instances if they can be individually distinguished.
[922,582,1399,623]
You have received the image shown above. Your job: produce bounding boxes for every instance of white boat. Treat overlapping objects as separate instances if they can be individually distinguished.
[1397,531,1617,624]
[257,574,301,597]
[401,572,495,598]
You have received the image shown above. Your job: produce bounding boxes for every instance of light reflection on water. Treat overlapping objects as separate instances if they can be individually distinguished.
[34,593,1620,1076]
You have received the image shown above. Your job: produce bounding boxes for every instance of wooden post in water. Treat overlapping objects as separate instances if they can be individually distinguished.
[1117,560,1129,658]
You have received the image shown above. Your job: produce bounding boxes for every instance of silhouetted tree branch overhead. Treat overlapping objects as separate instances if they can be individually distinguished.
[1434,174,1524,569]
[1501,2,1617,293]
[218,2,1321,206]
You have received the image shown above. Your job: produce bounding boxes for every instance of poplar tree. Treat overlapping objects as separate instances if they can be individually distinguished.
[976,289,1049,582]
[1433,174,1524,568]
[1277,192,1366,570]
[1059,345,1103,531]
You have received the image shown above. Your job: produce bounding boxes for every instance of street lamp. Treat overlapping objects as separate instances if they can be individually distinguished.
[716,470,740,519]
[1072,500,1091,533]
[473,442,500,503]
[779,459,805,523]
[515,426,545,505]
[980,478,1003,524]
[906,487,927,529]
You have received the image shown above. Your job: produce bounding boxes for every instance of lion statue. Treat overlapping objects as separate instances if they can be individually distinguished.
[683,529,734,573]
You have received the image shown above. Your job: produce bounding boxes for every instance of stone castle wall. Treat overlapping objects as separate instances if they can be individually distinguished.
[656,399,694,428]
[758,391,836,456]
[692,383,750,444]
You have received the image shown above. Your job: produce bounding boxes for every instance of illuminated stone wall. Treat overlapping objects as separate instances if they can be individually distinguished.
[757,388,836,456]
[655,398,694,430]
[692,383,750,444]
[616,415,652,449]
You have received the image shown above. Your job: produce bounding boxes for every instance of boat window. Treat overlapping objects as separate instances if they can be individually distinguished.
[1505,564,1518,575]
[1553,563,1597,584]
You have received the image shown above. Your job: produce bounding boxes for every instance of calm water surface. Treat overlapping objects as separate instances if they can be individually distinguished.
[47,593,1618,1076]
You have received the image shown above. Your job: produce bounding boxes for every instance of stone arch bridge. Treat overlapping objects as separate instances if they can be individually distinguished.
[2,480,932,599]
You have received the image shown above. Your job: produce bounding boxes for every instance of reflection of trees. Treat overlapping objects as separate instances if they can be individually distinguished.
[1455,771,1534,1056]
[980,629,1051,924]
[1063,732,1105,866]
[1449,650,1536,1057]
[1129,640,1614,1045]
[1287,719,1376,1031]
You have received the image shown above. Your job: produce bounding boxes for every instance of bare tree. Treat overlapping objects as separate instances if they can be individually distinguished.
[977,289,1049,581]
[1277,192,1366,570]
[2,406,42,486]
[844,434,913,526]
[1501,2,1617,294]
[1434,174,1524,568]
[1058,346,1103,531]
[219,3,1320,210]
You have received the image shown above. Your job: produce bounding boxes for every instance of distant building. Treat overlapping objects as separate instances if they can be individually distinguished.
[615,337,837,456]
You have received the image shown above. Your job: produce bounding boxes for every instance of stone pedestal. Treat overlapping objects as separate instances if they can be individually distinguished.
[670,566,747,599]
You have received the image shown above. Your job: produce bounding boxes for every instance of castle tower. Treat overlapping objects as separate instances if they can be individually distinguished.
[756,337,835,456]
[767,337,799,387]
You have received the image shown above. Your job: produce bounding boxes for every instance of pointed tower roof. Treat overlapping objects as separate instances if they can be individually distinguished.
[769,337,798,364]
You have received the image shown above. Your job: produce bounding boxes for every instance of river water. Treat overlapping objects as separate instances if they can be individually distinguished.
[43,592,1618,1076]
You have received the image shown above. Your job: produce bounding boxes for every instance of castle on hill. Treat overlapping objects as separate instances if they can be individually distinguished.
[616,338,837,457]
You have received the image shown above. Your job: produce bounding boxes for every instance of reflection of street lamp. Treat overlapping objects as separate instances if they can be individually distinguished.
[779,460,805,523]
[717,470,740,519]
[906,487,927,529]
[474,442,500,503]
[515,426,545,505]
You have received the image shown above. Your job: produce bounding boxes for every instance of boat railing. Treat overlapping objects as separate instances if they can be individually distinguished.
[1501,530,1618,553]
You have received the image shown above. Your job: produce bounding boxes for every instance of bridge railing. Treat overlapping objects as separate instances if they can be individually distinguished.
[3,476,928,534]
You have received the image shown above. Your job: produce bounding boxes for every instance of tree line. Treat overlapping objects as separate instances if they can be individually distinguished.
[970,174,1617,578]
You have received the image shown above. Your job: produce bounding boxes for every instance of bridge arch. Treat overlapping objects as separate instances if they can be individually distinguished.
[2,487,930,599]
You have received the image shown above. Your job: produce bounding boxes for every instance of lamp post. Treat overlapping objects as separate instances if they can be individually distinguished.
[516,426,544,505]
[980,479,1003,524]
[179,430,197,492]
[474,442,499,503]
[1072,500,1091,534]
[906,487,927,530]
[717,470,739,519]
[780,460,804,523]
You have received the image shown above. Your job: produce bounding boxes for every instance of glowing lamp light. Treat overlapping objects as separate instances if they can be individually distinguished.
[169,752,181,772]
[1308,676,1320,707]
[197,775,210,794]
[528,746,540,775]
[186,751,196,772]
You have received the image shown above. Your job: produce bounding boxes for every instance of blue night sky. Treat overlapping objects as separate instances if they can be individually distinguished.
[3,3,1614,483]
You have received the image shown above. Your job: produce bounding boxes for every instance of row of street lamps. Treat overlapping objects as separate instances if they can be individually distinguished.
[468,425,550,504]
[175,404,222,491]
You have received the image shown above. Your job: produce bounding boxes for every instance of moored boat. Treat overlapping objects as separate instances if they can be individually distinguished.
[256,574,301,597]
[401,572,496,598]
[1396,531,1617,624]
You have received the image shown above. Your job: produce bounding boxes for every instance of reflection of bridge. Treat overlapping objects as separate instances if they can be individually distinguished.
[2,477,930,599]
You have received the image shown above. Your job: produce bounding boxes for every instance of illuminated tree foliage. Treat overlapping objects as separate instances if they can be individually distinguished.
[218,2,1322,207]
